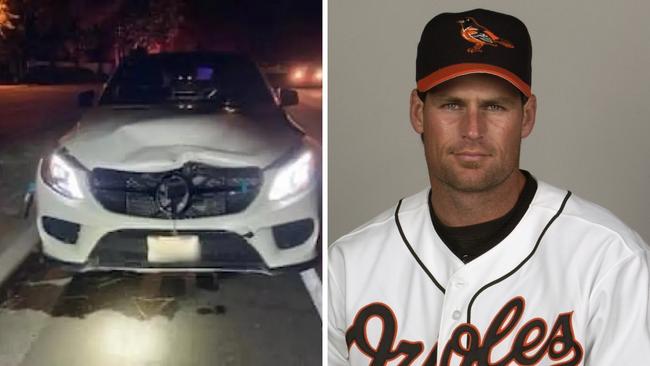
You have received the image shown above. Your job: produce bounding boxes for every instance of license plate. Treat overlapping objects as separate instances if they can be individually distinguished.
[147,235,200,263]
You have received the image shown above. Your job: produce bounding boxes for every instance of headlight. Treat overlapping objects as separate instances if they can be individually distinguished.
[268,149,314,201]
[41,151,86,199]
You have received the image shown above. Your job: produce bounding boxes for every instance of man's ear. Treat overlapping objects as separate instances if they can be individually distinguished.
[521,94,537,138]
[410,89,425,134]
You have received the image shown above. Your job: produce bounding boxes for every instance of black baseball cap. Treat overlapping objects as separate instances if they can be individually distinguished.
[416,9,532,97]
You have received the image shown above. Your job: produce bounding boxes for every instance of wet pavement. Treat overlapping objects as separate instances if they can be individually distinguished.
[0,254,321,365]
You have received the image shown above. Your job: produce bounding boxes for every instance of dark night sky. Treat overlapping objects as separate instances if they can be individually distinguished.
[74,0,322,63]
[184,0,322,62]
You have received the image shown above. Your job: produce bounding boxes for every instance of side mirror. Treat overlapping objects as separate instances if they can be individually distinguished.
[279,89,299,107]
[78,90,95,107]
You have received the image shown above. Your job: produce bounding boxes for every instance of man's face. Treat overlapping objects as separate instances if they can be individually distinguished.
[409,74,536,193]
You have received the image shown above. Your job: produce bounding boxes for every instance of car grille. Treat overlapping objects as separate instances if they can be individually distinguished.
[90,163,262,219]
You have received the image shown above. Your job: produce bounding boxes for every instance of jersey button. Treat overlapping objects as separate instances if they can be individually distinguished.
[452,310,462,320]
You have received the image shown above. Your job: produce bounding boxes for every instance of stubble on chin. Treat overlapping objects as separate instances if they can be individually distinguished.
[434,158,511,193]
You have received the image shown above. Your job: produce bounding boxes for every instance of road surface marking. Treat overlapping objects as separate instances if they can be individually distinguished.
[300,268,322,320]
[0,221,38,287]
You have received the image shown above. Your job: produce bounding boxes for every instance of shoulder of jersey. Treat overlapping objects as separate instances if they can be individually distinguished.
[535,179,648,253]
[330,188,429,251]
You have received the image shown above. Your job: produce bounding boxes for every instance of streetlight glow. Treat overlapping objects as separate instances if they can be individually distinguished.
[0,0,19,38]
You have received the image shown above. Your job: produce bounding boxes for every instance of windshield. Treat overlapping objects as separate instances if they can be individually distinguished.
[99,53,275,107]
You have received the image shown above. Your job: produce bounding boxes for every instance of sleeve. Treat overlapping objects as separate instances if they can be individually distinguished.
[328,244,350,366]
[585,246,650,364]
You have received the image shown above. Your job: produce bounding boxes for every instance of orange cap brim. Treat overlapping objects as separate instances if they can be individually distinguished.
[416,63,531,97]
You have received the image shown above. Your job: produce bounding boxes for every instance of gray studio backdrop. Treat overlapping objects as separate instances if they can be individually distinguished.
[329,0,650,243]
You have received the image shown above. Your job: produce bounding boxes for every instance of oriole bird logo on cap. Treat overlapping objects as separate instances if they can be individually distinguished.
[457,17,514,53]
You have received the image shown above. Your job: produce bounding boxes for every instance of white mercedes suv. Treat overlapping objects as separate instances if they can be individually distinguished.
[35,52,320,274]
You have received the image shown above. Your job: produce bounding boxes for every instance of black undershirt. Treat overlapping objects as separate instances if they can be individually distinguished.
[428,170,538,263]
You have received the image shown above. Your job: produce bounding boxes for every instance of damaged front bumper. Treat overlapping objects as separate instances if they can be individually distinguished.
[35,159,320,273]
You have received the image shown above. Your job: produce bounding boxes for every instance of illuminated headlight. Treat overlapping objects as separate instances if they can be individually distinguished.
[41,151,86,199]
[268,149,314,201]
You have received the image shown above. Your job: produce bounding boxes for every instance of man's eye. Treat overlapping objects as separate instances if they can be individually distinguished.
[442,103,460,110]
[486,104,505,111]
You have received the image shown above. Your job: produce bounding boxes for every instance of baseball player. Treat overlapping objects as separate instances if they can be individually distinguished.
[328,9,650,366]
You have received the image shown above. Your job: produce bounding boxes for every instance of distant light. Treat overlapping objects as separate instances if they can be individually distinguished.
[147,42,161,54]
[291,67,306,81]
[0,2,19,39]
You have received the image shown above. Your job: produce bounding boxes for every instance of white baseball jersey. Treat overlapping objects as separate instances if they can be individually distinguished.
[329,180,650,365]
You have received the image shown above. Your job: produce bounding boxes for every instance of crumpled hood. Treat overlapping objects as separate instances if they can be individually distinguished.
[61,106,304,171]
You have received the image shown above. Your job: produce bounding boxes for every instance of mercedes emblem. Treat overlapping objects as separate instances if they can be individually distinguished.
[156,175,190,216]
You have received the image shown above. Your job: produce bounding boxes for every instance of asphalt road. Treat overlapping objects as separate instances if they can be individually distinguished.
[286,88,322,143]
[0,84,322,366]
[0,84,100,141]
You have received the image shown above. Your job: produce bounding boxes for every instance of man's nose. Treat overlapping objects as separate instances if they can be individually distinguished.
[461,106,483,140]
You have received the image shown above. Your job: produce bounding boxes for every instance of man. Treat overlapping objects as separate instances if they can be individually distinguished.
[328,8,650,366]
